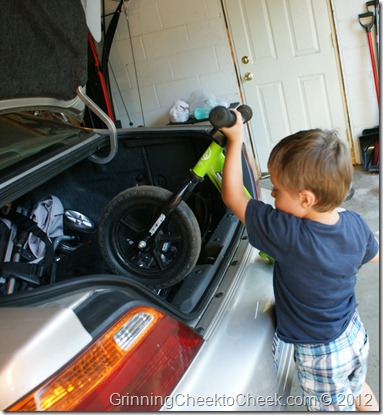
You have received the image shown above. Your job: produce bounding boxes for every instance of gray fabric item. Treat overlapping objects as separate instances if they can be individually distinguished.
[26,196,64,263]
[0,0,88,100]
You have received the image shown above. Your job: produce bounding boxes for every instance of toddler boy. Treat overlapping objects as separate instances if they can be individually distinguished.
[221,110,379,411]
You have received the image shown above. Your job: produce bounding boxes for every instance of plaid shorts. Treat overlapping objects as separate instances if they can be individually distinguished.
[272,311,369,411]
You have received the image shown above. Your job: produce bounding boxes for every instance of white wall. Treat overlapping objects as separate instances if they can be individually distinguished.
[331,0,379,162]
[106,0,379,164]
[106,0,240,128]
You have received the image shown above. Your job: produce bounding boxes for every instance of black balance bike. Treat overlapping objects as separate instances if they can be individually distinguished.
[98,105,253,289]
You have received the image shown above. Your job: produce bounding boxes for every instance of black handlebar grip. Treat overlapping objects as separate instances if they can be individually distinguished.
[237,105,253,124]
[209,105,253,128]
[237,104,253,124]
[209,106,236,128]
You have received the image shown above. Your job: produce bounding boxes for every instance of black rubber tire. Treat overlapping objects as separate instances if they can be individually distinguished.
[98,186,201,289]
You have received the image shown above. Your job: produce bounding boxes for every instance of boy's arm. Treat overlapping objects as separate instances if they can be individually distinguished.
[369,238,379,263]
[370,251,379,263]
[221,109,251,224]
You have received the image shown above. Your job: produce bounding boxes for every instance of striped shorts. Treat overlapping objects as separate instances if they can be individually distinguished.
[272,311,369,411]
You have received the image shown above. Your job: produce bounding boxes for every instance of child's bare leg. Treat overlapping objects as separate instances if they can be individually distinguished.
[356,382,379,411]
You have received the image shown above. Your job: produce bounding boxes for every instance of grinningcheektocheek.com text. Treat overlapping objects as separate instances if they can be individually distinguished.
[109,392,374,410]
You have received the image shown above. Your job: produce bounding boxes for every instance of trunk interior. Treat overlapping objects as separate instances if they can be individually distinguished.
[2,127,248,316]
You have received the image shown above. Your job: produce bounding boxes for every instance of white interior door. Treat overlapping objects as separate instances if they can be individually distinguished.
[223,0,349,172]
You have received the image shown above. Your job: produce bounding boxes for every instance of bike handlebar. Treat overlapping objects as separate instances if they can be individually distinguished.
[209,105,253,128]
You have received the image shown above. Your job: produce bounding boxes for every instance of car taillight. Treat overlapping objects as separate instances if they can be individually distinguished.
[7,306,203,412]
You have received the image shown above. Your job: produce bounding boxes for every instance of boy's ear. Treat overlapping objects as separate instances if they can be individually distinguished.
[298,189,316,208]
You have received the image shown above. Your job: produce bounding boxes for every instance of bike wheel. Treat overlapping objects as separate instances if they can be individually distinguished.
[98,186,201,289]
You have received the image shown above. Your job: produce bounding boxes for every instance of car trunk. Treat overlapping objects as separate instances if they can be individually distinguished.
[0,124,258,319]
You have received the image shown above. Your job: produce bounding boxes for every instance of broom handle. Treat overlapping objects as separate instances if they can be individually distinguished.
[367,31,380,104]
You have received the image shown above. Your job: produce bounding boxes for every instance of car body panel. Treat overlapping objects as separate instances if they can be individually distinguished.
[0,307,92,409]
[165,247,295,411]
[0,245,294,412]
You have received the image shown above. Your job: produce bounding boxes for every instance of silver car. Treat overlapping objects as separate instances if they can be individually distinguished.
[0,1,294,411]
[0,116,295,412]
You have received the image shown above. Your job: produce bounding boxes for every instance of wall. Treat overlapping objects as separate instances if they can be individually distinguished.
[106,0,379,164]
[330,0,379,162]
[106,0,240,128]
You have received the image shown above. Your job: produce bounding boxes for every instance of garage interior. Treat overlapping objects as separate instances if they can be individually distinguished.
[98,0,379,405]
[1,0,377,409]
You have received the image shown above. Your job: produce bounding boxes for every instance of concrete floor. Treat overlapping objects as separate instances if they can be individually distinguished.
[259,165,379,411]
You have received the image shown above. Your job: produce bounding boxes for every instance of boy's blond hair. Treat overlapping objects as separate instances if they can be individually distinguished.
[267,129,353,212]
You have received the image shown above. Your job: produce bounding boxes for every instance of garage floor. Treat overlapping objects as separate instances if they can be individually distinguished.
[259,165,379,411]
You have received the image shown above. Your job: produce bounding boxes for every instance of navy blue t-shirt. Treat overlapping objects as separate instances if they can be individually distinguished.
[245,199,378,344]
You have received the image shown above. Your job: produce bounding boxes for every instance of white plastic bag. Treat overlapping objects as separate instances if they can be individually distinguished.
[169,100,190,123]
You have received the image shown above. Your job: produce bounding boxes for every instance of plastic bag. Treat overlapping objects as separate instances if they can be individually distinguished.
[169,100,190,123]
[188,89,228,119]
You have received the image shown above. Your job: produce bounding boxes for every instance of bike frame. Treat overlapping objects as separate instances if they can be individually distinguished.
[140,132,251,249]
[192,139,251,197]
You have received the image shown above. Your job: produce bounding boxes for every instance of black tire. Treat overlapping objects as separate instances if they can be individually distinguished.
[98,186,201,289]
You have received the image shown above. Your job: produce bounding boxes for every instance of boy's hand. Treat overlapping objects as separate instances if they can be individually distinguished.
[221,109,245,143]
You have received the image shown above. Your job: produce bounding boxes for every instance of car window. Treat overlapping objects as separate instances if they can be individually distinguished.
[0,113,91,172]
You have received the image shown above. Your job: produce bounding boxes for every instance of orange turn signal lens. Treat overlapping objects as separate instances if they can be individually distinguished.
[7,305,203,411]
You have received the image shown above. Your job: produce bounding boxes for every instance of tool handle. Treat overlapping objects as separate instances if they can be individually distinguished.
[358,12,375,32]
